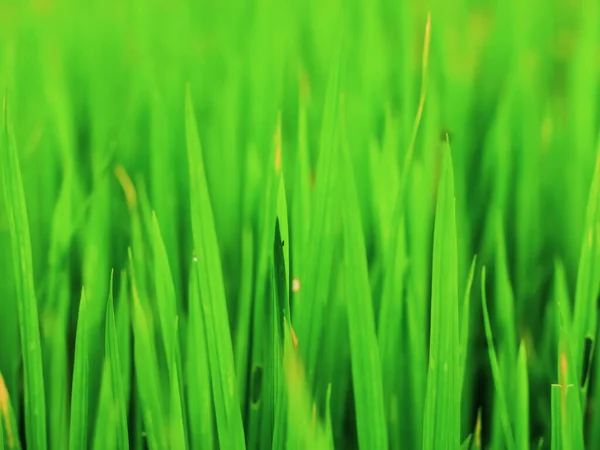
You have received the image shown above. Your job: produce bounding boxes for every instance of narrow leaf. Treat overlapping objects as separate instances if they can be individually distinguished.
[69,288,89,450]
[0,94,47,450]
[185,85,245,449]
[422,143,460,450]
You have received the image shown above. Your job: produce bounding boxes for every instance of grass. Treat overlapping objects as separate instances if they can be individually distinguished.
[1,1,600,449]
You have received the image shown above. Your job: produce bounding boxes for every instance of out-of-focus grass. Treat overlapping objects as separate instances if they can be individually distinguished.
[1,0,600,449]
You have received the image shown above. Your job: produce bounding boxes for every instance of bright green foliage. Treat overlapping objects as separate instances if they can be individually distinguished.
[2,2,600,449]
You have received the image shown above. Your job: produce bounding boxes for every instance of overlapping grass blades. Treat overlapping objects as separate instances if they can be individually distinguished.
[187,261,215,449]
[1,2,600,449]
[572,149,600,389]
[481,266,516,450]
[185,85,245,449]
[341,115,387,449]
[105,272,129,450]
[422,142,460,450]
[0,96,47,450]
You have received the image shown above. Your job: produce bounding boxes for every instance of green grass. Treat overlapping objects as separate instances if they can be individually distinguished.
[1,1,600,449]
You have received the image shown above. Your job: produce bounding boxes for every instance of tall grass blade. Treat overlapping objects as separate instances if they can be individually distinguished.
[187,260,215,449]
[0,95,47,450]
[515,342,530,450]
[481,266,515,450]
[551,385,563,450]
[105,272,129,450]
[342,120,388,449]
[422,143,460,450]
[129,248,167,450]
[169,321,186,450]
[69,288,89,450]
[572,150,600,386]
[185,85,245,449]
[294,39,342,384]
[555,263,585,450]
[460,255,477,395]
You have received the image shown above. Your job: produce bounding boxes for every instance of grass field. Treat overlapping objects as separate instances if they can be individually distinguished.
[1,0,600,449]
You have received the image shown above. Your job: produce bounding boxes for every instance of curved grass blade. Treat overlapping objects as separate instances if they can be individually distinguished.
[69,288,89,450]
[342,124,388,450]
[422,143,460,450]
[481,266,515,450]
[0,95,47,450]
[185,85,245,449]
[105,272,129,450]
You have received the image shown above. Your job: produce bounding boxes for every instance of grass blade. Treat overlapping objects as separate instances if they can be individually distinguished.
[342,122,388,449]
[129,248,167,450]
[185,84,245,449]
[293,39,342,384]
[105,272,129,450]
[187,261,215,449]
[555,263,585,450]
[0,95,47,450]
[460,254,477,396]
[169,321,186,450]
[551,385,563,450]
[234,226,254,412]
[377,214,406,448]
[572,150,600,387]
[422,143,460,450]
[481,266,515,450]
[69,288,89,450]
[515,342,530,450]
[151,212,187,446]
[272,175,291,449]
